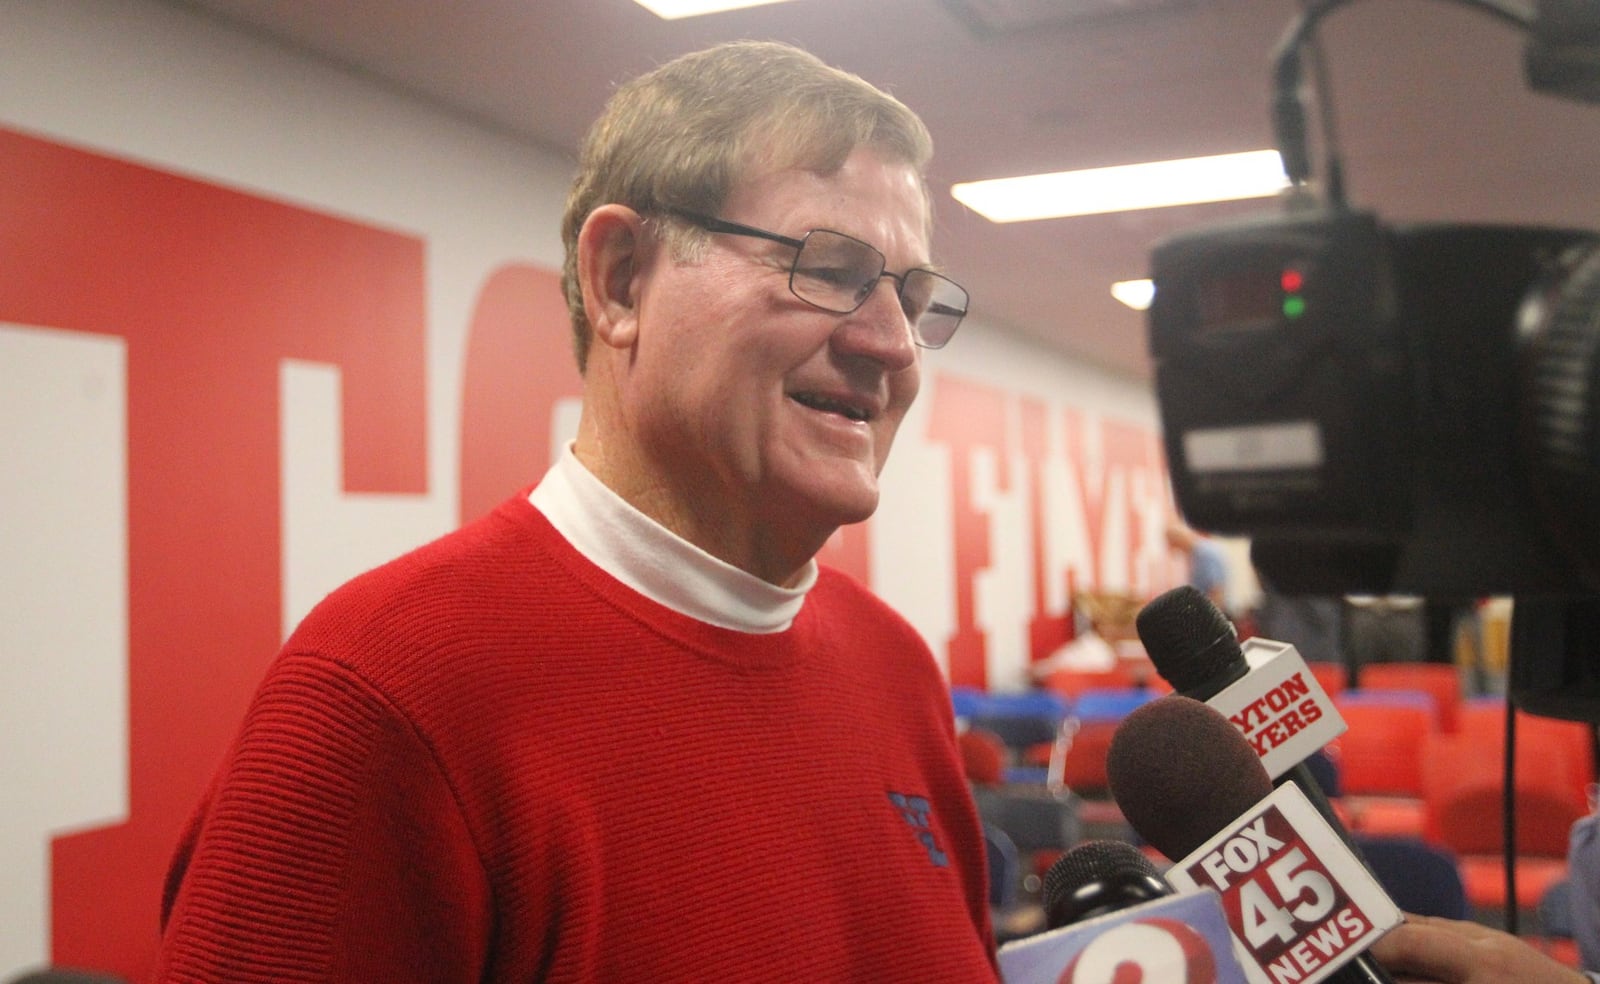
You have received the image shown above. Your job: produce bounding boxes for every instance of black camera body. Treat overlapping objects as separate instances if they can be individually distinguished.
[1144,0,1600,719]
[1147,206,1600,600]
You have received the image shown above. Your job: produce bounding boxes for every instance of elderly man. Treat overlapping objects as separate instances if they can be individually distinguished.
[155,41,995,982]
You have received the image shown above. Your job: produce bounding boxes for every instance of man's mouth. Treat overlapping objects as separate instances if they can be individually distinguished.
[790,392,871,423]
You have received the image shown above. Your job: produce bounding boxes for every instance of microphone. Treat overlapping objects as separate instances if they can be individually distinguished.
[1000,838,1249,983]
[1137,586,1354,840]
[1108,695,1400,984]
[1106,692,1272,860]
[1042,839,1170,930]
[1136,585,1250,701]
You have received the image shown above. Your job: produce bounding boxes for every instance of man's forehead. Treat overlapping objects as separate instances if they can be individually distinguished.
[731,152,934,241]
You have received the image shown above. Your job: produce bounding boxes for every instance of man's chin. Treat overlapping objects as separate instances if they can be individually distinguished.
[820,487,882,530]
[786,482,881,532]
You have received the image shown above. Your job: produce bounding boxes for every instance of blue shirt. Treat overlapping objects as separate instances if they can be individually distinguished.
[1571,811,1600,973]
[1190,538,1228,599]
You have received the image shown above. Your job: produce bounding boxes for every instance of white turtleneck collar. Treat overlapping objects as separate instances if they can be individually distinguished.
[528,445,816,634]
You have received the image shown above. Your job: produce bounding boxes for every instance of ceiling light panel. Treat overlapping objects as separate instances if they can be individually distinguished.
[632,0,798,18]
[1111,279,1155,311]
[951,150,1289,223]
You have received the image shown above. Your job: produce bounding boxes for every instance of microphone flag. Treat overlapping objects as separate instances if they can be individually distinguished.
[1208,638,1346,780]
[1163,782,1402,984]
[998,888,1250,984]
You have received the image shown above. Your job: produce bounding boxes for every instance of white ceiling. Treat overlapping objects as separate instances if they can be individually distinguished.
[167,0,1600,381]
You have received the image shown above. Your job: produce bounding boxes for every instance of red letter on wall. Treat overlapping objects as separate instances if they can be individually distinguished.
[458,264,583,525]
[0,128,428,981]
[1020,397,1072,668]
[925,375,1009,689]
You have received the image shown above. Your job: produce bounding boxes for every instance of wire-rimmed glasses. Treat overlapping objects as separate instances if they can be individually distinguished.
[668,210,969,349]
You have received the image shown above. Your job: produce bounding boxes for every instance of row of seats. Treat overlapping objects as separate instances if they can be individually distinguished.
[1330,693,1595,914]
[953,684,1161,790]
[956,670,1598,931]
[1308,661,1467,733]
[959,661,1469,785]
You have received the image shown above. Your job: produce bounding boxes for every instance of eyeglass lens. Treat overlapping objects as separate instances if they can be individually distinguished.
[790,230,967,349]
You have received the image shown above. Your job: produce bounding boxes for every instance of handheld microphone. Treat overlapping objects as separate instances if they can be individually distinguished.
[1107,695,1400,984]
[1001,838,1249,983]
[1137,587,1353,835]
[1042,839,1172,930]
[1136,586,1250,701]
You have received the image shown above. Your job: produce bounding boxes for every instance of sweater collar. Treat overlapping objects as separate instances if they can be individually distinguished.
[529,445,816,634]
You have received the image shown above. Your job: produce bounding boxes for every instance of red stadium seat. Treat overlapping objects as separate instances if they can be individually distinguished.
[1456,698,1596,793]
[958,728,1007,787]
[1329,690,1436,838]
[1057,688,1158,795]
[1307,660,1348,699]
[1358,662,1463,733]
[1421,725,1588,912]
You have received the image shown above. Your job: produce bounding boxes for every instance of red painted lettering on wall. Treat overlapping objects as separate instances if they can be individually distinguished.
[925,375,1009,689]
[1021,396,1071,664]
[1,127,428,982]
[458,263,582,524]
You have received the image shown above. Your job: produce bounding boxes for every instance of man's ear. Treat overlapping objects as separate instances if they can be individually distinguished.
[577,204,650,351]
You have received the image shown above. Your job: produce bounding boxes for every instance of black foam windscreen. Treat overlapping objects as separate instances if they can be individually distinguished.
[1041,839,1172,930]
[1043,839,1161,909]
[1136,586,1247,698]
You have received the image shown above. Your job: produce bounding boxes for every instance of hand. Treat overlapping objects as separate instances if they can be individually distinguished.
[1370,912,1589,984]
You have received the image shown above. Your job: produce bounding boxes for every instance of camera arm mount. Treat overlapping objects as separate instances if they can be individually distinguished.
[1269,0,1536,191]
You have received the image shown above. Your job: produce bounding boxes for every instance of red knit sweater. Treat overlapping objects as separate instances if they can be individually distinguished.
[155,494,998,982]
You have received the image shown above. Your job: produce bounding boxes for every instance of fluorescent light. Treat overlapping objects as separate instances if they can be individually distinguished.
[1111,279,1155,311]
[951,150,1289,223]
[632,0,797,17]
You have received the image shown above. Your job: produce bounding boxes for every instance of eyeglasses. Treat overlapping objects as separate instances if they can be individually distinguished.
[667,210,969,349]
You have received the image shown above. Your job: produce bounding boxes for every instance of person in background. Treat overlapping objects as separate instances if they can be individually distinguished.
[1253,574,1346,666]
[154,40,996,982]
[1166,519,1229,613]
[1567,770,1600,972]
[1343,594,1427,666]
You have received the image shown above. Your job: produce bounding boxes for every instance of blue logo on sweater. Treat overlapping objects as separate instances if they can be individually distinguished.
[889,791,949,867]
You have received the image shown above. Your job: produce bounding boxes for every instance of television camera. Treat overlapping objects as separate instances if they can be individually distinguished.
[1146,0,1600,718]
